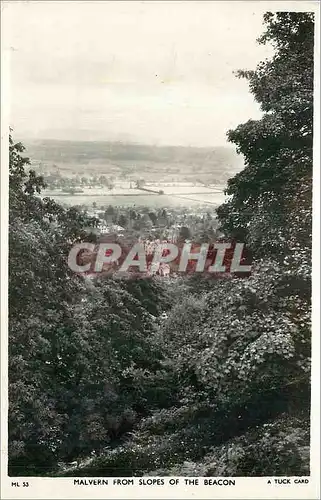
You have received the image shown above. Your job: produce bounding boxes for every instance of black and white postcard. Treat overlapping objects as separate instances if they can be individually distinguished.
[1,1,320,498]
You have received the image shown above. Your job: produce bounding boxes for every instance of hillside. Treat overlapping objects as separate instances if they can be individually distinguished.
[22,139,244,184]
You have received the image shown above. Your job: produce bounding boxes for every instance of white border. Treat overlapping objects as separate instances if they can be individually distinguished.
[1,0,10,496]
[1,1,320,499]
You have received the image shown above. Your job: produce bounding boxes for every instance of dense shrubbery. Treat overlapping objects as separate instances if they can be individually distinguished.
[9,11,312,477]
[9,138,168,475]
[60,264,310,477]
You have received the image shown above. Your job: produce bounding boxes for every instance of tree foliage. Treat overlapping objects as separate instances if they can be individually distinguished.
[217,12,313,263]
[8,137,165,474]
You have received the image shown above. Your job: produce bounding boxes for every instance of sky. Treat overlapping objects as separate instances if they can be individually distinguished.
[4,1,279,147]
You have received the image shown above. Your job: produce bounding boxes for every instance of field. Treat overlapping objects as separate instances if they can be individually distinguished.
[41,191,227,208]
[26,139,239,208]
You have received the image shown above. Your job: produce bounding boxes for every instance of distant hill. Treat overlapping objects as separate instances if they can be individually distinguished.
[22,139,244,184]
[24,139,241,165]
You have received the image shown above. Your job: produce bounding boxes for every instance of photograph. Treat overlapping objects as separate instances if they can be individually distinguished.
[1,0,320,498]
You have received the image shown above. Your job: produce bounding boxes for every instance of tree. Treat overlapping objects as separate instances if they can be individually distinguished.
[118,214,128,228]
[148,211,158,225]
[104,205,115,222]
[9,135,100,473]
[136,179,146,189]
[8,135,165,475]
[178,226,191,242]
[217,12,313,264]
